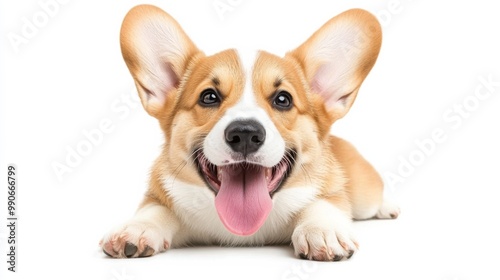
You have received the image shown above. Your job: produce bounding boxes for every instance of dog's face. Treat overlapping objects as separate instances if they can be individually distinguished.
[121,5,381,236]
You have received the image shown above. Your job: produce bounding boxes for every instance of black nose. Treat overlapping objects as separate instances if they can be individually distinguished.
[225,120,266,156]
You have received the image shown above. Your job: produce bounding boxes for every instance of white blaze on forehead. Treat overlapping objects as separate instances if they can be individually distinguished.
[202,48,286,167]
[234,49,259,111]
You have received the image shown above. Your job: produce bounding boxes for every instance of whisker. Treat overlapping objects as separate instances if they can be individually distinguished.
[283,146,312,185]
[165,136,206,187]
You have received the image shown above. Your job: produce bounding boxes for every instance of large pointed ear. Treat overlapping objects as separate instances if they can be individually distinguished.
[289,9,382,121]
[120,5,200,117]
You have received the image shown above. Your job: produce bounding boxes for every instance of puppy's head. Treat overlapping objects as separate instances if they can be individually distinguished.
[120,5,381,236]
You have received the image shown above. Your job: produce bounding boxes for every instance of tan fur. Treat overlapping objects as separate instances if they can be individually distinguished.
[330,136,384,219]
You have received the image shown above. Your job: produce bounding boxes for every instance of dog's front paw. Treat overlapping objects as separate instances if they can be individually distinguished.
[292,223,358,261]
[100,221,170,258]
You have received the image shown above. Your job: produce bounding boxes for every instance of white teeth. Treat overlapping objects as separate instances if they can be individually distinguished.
[265,168,271,182]
[217,167,222,181]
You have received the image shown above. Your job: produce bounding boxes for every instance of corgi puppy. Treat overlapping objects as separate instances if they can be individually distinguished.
[100,4,400,261]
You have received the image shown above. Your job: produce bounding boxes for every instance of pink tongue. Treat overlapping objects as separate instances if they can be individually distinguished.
[215,165,272,236]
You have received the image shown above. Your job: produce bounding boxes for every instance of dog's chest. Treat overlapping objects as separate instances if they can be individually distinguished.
[163,178,318,245]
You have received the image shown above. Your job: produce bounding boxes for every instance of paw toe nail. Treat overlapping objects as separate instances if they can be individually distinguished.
[139,246,155,258]
[124,242,138,258]
[299,253,308,260]
[347,250,355,259]
[103,249,113,257]
[333,255,343,262]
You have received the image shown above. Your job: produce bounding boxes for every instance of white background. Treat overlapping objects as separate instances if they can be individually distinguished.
[1,0,500,279]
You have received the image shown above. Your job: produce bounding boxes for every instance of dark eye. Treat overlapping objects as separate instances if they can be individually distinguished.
[272,91,293,110]
[199,89,221,107]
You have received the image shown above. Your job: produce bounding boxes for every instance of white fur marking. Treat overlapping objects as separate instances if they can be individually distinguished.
[292,200,358,260]
[238,49,259,108]
[203,49,286,167]
[376,200,401,219]
[163,177,318,246]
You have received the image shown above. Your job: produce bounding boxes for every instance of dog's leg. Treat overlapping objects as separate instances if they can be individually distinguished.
[100,202,180,258]
[291,198,358,261]
[329,136,400,220]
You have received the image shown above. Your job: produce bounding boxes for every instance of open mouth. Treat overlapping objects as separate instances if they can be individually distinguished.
[196,151,295,195]
[195,149,296,236]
